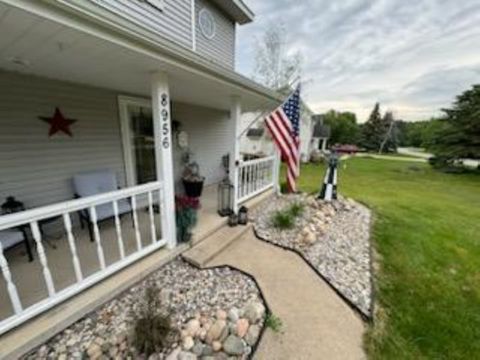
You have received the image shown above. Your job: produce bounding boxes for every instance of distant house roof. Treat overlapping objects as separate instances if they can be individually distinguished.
[212,0,255,24]
[313,122,331,138]
[246,128,265,137]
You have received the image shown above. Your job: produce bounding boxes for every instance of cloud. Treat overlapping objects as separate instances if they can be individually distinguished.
[236,0,480,121]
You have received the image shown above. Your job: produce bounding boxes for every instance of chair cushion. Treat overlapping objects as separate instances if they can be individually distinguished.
[95,198,132,222]
[73,170,118,198]
[0,230,24,250]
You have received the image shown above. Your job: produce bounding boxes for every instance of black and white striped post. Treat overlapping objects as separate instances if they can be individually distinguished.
[319,153,338,201]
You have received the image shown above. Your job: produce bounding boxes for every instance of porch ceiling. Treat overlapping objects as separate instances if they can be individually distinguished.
[0,2,276,112]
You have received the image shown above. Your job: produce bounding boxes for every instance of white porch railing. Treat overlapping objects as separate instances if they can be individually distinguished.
[237,155,276,204]
[0,181,166,335]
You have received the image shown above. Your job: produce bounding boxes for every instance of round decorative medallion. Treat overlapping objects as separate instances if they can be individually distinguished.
[199,8,216,39]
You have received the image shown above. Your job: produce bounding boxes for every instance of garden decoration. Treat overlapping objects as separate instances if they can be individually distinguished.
[228,213,238,227]
[39,107,77,137]
[175,196,200,243]
[1,196,25,214]
[319,152,338,201]
[238,206,248,225]
[182,161,205,198]
[217,154,234,216]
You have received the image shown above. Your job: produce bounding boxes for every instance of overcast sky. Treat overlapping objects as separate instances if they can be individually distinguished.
[236,0,480,122]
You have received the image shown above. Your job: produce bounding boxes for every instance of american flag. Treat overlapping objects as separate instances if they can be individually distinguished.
[265,85,301,192]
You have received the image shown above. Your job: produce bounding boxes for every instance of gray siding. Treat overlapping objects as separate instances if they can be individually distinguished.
[73,0,193,48]
[172,102,231,191]
[0,71,234,209]
[195,0,236,68]
[0,71,126,208]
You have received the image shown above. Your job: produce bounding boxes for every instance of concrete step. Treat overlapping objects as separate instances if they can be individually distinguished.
[183,224,252,268]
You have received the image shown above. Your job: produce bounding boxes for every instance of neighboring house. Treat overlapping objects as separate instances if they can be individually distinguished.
[0,0,281,347]
[311,114,331,152]
[240,99,321,162]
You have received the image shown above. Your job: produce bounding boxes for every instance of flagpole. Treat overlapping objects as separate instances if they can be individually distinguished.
[236,76,302,139]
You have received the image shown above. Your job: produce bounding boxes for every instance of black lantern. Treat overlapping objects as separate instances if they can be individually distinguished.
[218,179,234,217]
[1,196,25,215]
[238,206,248,225]
[228,213,238,227]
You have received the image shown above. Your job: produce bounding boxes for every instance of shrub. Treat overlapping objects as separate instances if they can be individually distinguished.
[288,202,304,217]
[133,284,176,356]
[271,210,295,229]
[265,313,283,333]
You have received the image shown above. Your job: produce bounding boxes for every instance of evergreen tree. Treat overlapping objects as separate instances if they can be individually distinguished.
[360,103,386,151]
[433,85,480,162]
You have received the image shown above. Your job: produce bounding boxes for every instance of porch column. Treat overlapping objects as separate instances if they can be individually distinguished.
[151,72,176,249]
[273,148,282,195]
[230,96,242,213]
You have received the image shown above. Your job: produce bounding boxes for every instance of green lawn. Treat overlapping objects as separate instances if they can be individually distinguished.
[290,158,480,359]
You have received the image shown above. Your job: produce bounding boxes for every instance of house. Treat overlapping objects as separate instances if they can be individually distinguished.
[311,114,331,153]
[0,0,282,352]
[240,99,324,162]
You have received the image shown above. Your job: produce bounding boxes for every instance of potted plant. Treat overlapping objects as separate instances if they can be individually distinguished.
[175,196,200,243]
[182,161,205,198]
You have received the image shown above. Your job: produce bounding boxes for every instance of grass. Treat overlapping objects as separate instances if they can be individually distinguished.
[271,202,305,230]
[265,313,283,333]
[287,158,480,359]
[271,210,295,229]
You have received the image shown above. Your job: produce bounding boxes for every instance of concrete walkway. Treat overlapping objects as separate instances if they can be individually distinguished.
[207,231,366,360]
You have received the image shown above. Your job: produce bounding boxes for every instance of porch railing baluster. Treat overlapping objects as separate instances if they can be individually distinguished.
[0,242,23,314]
[30,221,56,296]
[89,206,106,270]
[148,191,156,244]
[131,195,142,250]
[112,201,125,259]
[236,155,276,205]
[0,181,167,336]
[62,213,83,282]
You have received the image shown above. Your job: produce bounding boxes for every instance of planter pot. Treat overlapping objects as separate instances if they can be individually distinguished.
[183,179,204,198]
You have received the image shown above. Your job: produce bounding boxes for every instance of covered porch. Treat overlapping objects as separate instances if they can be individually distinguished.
[0,1,279,337]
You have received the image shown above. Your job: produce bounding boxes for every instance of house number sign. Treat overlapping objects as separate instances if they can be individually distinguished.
[161,93,170,149]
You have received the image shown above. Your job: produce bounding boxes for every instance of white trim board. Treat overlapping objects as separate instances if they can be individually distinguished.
[118,95,153,187]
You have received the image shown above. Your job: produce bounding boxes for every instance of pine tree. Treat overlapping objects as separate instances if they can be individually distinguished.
[360,103,386,151]
[433,85,480,161]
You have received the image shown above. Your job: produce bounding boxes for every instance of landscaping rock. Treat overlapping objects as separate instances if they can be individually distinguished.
[245,325,261,346]
[251,194,373,317]
[183,336,195,350]
[227,308,239,323]
[222,335,245,355]
[235,319,249,338]
[243,302,265,324]
[23,259,264,359]
[206,320,227,344]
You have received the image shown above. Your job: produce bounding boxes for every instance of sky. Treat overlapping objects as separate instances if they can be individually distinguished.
[235,0,480,122]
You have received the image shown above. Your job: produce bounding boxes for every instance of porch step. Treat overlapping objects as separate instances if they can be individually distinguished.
[183,224,252,268]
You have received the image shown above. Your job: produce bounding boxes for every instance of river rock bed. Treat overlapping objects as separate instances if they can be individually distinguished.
[23,259,265,359]
[252,194,372,317]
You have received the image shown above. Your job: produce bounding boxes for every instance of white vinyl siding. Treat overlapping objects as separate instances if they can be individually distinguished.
[172,102,231,191]
[195,0,236,69]
[0,71,126,209]
[67,0,193,48]
[0,71,234,209]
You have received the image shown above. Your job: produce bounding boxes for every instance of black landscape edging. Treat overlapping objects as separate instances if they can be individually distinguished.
[252,226,373,323]
[181,256,271,360]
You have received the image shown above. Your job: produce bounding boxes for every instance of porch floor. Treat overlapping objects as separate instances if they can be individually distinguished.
[0,187,222,322]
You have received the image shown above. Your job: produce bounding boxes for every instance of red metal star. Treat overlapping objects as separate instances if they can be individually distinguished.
[39,107,77,137]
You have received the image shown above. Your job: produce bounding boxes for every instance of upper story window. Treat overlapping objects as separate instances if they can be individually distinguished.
[199,8,216,39]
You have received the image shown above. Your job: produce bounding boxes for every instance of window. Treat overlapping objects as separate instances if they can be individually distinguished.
[199,8,216,39]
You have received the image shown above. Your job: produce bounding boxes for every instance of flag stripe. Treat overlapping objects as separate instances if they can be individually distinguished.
[266,114,298,174]
[264,85,301,193]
